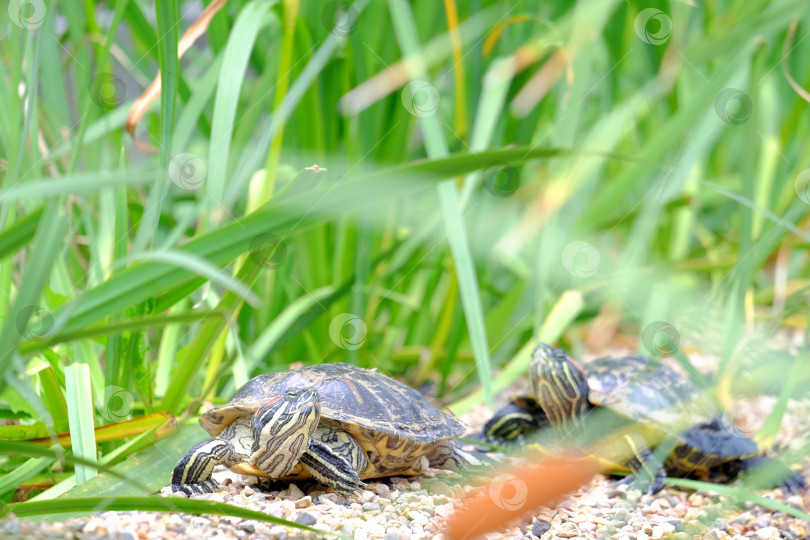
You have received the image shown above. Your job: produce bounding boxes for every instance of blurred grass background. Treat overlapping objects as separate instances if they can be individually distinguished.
[1,0,809,521]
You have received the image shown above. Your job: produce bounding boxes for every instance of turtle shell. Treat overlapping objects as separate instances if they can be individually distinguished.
[585,356,717,432]
[201,362,464,445]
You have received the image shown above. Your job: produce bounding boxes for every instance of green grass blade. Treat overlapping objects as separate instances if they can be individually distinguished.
[65,364,97,484]
[0,206,43,261]
[0,441,149,493]
[159,257,262,413]
[207,0,275,220]
[666,477,810,522]
[0,208,68,395]
[52,147,577,334]
[0,171,160,203]
[37,366,69,433]
[135,251,260,307]
[0,455,52,498]
[389,0,493,406]
[449,290,584,414]
[155,0,178,164]
[3,496,350,538]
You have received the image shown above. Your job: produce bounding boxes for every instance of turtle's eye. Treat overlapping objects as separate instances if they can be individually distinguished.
[286,390,297,399]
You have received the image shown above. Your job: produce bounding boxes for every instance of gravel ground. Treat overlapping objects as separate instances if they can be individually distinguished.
[2,361,809,540]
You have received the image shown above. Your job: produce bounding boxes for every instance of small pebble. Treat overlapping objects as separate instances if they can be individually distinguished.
[531,521,551,537]
[362,502,381,513]
[757,526,780,539]
[338,521,353,536]
[368,483,392,499]
[295,512,317,526]
[286,483,305,500]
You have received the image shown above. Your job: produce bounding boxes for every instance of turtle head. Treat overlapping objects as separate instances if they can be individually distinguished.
[250,387,320,477]
[529,344,590,426]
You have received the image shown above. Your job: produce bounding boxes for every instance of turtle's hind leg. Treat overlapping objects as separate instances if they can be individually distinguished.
[171,438,240,495]
[616,434,667,494]
[300,439,366,497]
[426,439,497,472]
[735,456,806,494]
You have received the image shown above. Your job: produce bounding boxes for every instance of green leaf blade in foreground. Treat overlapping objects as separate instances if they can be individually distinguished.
[52,146,597,334]
[3,497,349,538]
[0,208,68,395]
[207,1,274,216]
[0,441,150,494]
[155,0,178,163]
[666,477,810,522]
[0,206,44,261]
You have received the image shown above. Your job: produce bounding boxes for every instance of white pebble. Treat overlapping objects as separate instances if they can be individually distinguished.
[757,527,779,539]
[408,510,429,527]
[287,484,305,500]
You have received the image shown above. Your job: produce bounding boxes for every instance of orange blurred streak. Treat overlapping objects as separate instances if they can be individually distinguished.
[510,48,569,117]
[28,412,176,447]
[442,0,467,138]
[125,0,228,148]
[444,456,600,539]
[482,14,533,57]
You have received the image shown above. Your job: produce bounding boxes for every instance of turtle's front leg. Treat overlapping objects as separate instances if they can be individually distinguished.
[171,438,240,495]
[300,439,366,497]
[482,396,548,442]
[617,434,666,494]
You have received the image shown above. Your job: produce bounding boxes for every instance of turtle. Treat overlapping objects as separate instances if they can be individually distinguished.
[483,344,806,494]
[170,362,481,496]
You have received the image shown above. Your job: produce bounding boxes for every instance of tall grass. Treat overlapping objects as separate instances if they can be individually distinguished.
[1,0,808,527]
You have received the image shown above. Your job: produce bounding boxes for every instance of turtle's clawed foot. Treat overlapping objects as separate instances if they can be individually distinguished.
[780,472,807,495]
[616,469,667,495]
[330,475,367,498]
[301,440,366,498]
[171,478,219,496]
[739,456,807,494]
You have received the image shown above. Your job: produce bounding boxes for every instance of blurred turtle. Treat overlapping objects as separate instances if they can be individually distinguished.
[483,344,805,493]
